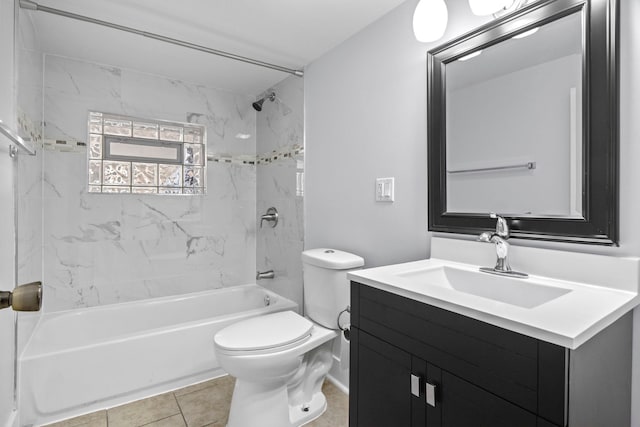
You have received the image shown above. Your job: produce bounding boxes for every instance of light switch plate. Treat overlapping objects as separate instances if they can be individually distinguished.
[375,177,394,202]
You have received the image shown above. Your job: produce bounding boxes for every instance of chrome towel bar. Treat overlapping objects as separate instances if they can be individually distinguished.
[0,119,36,156]
[447,161,536,174]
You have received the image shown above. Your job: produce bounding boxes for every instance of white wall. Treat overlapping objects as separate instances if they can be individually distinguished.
[620,1,640,424]
[0,0,17,423]
[305,1,487,268]
[306,0,640,420]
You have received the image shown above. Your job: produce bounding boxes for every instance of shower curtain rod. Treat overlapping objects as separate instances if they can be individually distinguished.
[19,0,304,78]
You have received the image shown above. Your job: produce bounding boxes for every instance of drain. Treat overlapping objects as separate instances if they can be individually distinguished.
[302,404,310,412]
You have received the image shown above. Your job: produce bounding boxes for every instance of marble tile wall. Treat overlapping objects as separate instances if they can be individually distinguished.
[41,55,258,312]
[16,7,45,354]
[16,8,43,289]
[255,75,304,310]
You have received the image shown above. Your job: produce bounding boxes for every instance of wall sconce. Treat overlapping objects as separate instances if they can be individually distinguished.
[458,50,483,61]
[468,0,515,16]
[0,282,42,311]
[412,0,448,42]
[413,0,531,43]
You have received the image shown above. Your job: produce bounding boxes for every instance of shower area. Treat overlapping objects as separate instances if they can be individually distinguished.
[6,2,305,425]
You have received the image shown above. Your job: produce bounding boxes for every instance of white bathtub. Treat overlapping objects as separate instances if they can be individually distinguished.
[19,284,297,426]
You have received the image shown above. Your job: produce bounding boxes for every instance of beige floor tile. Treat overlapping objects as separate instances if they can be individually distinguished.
[108,392,181,427]
[174,375,232,397]
[43,376,346,427]
[43,410,107,427]
[308,381,349,427]
[175,377,235,427]
[141,414,187,427]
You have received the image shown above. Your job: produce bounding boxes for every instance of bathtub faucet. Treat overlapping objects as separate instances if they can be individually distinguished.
[256,270,275,280]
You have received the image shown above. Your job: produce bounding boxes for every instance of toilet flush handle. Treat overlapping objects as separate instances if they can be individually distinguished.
[337,306,350,341]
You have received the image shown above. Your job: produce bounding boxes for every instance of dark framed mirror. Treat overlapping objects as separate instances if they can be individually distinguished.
[427,0,618,245]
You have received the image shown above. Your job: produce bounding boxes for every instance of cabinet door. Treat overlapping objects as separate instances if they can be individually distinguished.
[439,371,537,427]
[351,328,413,427]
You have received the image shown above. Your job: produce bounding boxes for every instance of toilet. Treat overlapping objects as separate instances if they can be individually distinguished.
[213,248,364,427]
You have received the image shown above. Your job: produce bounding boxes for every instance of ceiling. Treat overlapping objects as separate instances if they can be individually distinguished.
[23,0,408,96]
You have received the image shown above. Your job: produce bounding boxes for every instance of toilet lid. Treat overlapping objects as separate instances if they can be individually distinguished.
[214,311,313,351]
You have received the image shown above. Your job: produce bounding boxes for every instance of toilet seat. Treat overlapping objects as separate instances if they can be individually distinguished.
[214,311,313,354]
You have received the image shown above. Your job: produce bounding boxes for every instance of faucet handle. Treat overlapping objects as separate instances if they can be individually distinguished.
[489,212,509,238]
[260,207,279,228]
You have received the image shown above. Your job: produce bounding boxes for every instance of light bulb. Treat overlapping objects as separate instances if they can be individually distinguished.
[413,0,448,43]
[512,27,539,39]
[468,0,514,16]
[458,50,482,61]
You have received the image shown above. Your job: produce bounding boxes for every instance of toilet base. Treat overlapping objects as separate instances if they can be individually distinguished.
[226,380,328,427]
[217,322,338,427]
[289,390,327,426]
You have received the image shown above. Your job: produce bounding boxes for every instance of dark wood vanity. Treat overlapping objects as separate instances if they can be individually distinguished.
[349,282,632,427]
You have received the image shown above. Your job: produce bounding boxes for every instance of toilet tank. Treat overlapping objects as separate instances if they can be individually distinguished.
[302,248,364,329]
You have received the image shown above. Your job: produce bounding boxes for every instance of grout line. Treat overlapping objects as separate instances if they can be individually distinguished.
[173,391,189,427]
[137,412,181,427]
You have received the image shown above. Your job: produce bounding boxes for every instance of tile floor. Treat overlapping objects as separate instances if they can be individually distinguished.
[44,376,348,427]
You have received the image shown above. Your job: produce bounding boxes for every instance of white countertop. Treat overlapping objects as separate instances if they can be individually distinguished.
[348,242,640,350]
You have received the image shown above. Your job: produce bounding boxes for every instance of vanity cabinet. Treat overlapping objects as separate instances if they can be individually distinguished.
[349,282,632,427]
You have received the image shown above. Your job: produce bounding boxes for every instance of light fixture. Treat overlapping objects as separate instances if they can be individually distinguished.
[413,0,448,43]
[458,50,482,61]
[413,0,531,44]
[468,0,515,16]
[512,27,539,39]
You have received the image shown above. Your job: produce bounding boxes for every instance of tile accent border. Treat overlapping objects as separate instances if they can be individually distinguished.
[42,140,304,166]
[255,144,304,164]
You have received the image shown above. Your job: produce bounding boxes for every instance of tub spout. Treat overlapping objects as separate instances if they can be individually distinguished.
[256,270,275,280]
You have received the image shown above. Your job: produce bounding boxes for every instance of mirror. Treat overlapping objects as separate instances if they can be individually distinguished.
[427,0,618,244]
[446,12,582,217]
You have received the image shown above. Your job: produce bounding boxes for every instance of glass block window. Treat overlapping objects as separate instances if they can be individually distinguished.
[88,112,206,195]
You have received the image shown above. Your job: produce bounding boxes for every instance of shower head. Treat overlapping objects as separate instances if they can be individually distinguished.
[252,92,276,112]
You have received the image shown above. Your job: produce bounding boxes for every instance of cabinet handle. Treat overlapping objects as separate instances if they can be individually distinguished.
[411,374,420,397]
[426,382,436,407]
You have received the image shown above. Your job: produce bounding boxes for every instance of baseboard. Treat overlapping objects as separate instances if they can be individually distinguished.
[326,354,349,396]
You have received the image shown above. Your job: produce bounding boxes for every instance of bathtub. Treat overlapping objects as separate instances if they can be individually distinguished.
[19,284,297,426]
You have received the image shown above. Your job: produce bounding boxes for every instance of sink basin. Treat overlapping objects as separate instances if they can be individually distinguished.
[396,266,571,308]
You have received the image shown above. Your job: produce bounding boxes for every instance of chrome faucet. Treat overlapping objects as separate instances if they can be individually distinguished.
[478,213,528,278]
[260,207,279,228]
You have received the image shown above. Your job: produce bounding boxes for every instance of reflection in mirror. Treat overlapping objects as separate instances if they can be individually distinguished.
[445,12,583,217]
